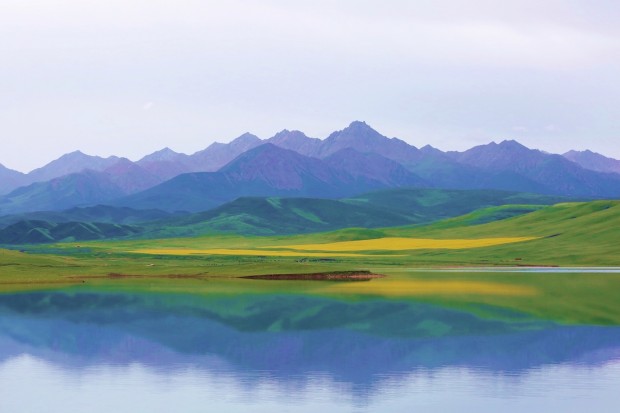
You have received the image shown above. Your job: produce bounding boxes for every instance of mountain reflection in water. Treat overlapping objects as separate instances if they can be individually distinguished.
[0,290,619,411]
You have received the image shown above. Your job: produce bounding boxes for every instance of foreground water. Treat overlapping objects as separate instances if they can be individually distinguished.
[0,288,618,412]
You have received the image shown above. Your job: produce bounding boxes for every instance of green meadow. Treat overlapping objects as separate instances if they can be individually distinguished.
[1,200,620,326]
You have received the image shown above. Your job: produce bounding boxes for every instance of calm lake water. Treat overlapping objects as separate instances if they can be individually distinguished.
[0,288,618,412]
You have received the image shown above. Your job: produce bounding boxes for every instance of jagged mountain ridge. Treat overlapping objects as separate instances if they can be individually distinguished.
[449,140,620,197]
[564,150,620,175]
[2,121,620,215]
[0,133,264,196]
[27,151,122,184]
[112,144,420,212]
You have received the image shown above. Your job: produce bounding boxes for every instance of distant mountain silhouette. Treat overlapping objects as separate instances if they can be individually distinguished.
[564,150,620,175]
[266,129,322,156]
[0,163,27,195]
[3,121,620,216]
[101,158,162,193]
[113,144,423,212]
[188,132,263,172]
[27,150,121,183]
[449,140,620,197]
[136,147,193,181]
[323,148,427,187]
[0,170,127,214]
[316,121,423,162]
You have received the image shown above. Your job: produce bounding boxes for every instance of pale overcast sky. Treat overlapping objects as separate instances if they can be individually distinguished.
[1,0,620,172]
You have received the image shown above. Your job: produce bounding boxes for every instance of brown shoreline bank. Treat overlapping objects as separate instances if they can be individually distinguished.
[241,270,385,281]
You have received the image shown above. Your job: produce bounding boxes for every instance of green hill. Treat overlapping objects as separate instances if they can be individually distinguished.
[141,188,566,237]
[144,197,411,237]
[0,220,141,244]
[343,188,563,220]
[0,205,174,229]
[297,199,620,266]
[0,188,573,244]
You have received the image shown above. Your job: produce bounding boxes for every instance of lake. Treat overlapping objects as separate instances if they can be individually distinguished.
[0,286,618,412]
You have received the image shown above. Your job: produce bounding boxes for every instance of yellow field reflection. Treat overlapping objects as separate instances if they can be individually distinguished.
[326,279,539,297]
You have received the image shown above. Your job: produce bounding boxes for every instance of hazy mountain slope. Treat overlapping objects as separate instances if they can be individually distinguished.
[27,151,121,183]
[266,129,322,157]
[1,134,262,204]
[316,121,422,163]
[449,140,620,197]
[0,164,27,195]
[112,172,236,213]
[0,171,127,215]
[114,144,425,213]
[137,148,194,181]
[0,158,179,215]
[101,159,162,193]
[323,148,427,187]
[563,150,620,175]
[188,133,263,172]
[218,143,355,192]
[113,144,355,212]
[138,147,190,165]
[267,122,544,193]
[0,150,181,203]
[5,122,620,217]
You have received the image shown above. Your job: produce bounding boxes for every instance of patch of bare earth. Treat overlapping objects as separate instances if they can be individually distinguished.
[241,270,385,281]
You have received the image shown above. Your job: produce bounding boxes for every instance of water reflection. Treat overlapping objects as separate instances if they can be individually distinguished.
[0,290,619,411]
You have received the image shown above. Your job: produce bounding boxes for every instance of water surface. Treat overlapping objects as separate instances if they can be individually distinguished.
[0,287,618,412]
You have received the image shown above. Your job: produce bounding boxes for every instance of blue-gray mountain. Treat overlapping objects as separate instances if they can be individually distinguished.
[1,121,619,215]
[113,144,425,212]
[564,150,620,175]
[0,163,27,195]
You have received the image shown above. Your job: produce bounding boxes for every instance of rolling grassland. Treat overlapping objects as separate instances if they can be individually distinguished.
[1,200,619,325]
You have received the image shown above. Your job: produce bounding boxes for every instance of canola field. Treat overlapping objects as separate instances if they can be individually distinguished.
[131,236,537,257]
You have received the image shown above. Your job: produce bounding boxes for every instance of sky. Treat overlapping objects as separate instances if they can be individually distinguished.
[1,0,620,172]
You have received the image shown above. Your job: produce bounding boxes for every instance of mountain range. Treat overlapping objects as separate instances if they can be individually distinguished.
[1,121,619,216]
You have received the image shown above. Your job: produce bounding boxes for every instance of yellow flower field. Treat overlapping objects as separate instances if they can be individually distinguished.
[131,236,537,257]
[273,237,537,252]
